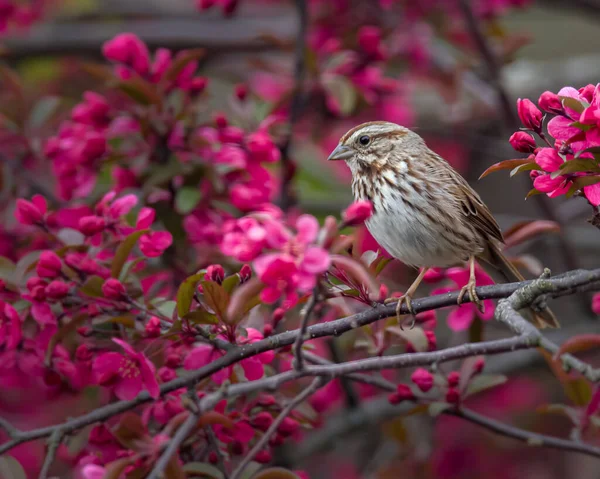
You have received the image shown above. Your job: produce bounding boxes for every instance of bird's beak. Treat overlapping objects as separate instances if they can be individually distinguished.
[327,144,354,161]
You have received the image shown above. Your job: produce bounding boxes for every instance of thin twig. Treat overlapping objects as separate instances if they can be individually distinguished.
[230,378,326,479]
[277,0,308,211]
[449,408,600,458]
[204,425,230,479]
[146,412,199,479]
[38,429,63,479]
[293,289,319,371]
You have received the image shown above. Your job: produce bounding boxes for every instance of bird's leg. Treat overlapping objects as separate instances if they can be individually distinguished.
[384,268,428,323]
[457,255,484,312]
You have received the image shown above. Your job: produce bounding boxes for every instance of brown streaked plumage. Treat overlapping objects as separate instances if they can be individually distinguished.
[328,121,559,329]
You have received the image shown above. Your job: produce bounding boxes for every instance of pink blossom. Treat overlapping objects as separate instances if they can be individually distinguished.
[0,301,21,349]
[102,278,126,300]
[15,194,47,225]
[253,215,330,307]
[139,231,173,257]
[388,384,415,404]
[411,368,434,392]
[45,280,70,300]
[342,200,373,225]
[517,98,542,131]
[246,130,281,163]
[36,251,62,278]
[205,264,225,284]
[434,264,495,331]
[102,33,151,76]
[92,338,159,400]
[221,217,269,261]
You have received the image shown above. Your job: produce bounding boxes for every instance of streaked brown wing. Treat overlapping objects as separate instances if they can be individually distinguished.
[447,164,504,244]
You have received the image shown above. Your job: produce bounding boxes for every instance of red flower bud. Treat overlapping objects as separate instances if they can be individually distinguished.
[517,98,543,131]
[473,357,485,374]
[27,276,47,291]
[15,195,47,225]
[271,307,285,326]
[79,215,106,236]
[342,200,373,226]
[358,26,382,57]
[214,112,228,129]
[102,33,150,76]
[424,330,437,351]
[538,91,563,114]
[255,450,272,464]
[239,264,252,283]
[278,417,299,436]
[509,131,536,153]
[208,451,218,464]
[263,324,273,336]
[37,251,62,279]
[145,316,161,337]
[234,83,248,101]
[446,387,460,405]
[189,76,208,95]
[411,368,434,392]
[251,412,274,431]
[45,280,70,300]
[205,264,225,284]
[378,284,389,302]
[447,371,460,388]
[388,384,415,404]
[102,278,126,300]
[258,394,276,407]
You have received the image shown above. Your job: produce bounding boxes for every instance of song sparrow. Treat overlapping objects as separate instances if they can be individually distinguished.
[328,121,559,328]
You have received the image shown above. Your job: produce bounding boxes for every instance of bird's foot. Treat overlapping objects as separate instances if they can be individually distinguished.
[385,294,416,328]
[457,279,484,313]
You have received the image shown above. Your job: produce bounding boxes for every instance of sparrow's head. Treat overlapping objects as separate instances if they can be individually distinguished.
[327,121,424,173]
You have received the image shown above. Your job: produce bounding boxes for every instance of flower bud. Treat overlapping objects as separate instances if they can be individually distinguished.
[411,368,434,392]
[425,330,437,351]
[447,371,460,388]
[145,316,161,337]
[78,215,106,236]
[538,91,563,114]
[255,450,272,464]
[388,384,415,404]
[358,26,382,57]
[189,76,208,95]
[15,195,47,225]
[102,278,126,300]
[517,98,543,132]
[102,33,150,76]
[27,276,47,291]
[251,412,274,431]
[205,264,225,284]
[258,394,276,407]
[263,324,273,336]
[446,387,460,405]
[509,131,536,153]
[473,357,485,374]
[234,83,248,101]
[278,417,299,436]
[239,264,252,283]
[342,200,373,226]
[208,451,218,464]
[37,251,62,279]
[45,280,70,300]
[214,112,228,129]
[271,307,285,326]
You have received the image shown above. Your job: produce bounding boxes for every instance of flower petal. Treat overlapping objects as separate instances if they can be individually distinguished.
[296,215,319,244]
[447,305,475,331]
[92,352,123,384]
[302,246,331,274]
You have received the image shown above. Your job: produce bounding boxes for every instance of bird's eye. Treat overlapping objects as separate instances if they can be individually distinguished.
[358,135,371,146]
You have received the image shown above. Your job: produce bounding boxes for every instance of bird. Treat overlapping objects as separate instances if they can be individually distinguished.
[327,120,559,328]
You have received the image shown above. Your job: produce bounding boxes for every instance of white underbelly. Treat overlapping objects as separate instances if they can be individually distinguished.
[365,208,466,268]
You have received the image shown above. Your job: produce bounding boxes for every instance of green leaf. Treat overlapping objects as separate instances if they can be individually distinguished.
[161,48,205,84]
[14,250,42,284]
[111,229,149,278]
[183,462,225,478]
[183,309,219,325]
[551,158,600,178]
[222,274,241,294]
[176,273,205,317]
[156,300,177,320]
[525,188,543,199]
[27,96,61,129]
[79,275,104,297]
[0,456,26,479]
[201,280,230,321]
[428,402,451,417]
[226,277,264,325]
[45,312,88,363]
[479,158,532,179]
[252,468,301,479]
[564,378,593,407]
[510,162,541,177]
[560,96,585,114]
[117,77,161,105]
[175,187,202,214]
[386,326,429,352]
[465,374,507,397]
[322,74,357,116]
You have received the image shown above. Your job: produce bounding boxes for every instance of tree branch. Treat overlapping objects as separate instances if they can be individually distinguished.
[38,429,63,479]
[147,412,199,479]
[3,269,600,456]
[230,378,326,479]
[293,290,319,371]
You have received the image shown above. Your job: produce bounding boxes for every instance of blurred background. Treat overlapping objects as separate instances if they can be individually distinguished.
[2,0,600,478]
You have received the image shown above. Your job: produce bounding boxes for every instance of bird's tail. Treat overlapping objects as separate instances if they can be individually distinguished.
[480,241,559,329]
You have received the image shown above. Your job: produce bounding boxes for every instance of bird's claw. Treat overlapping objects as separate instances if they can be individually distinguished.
[385,294,416,327]
[457,280,484,313]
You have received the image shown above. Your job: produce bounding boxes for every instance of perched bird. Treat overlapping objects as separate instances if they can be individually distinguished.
[328,121,559,328]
